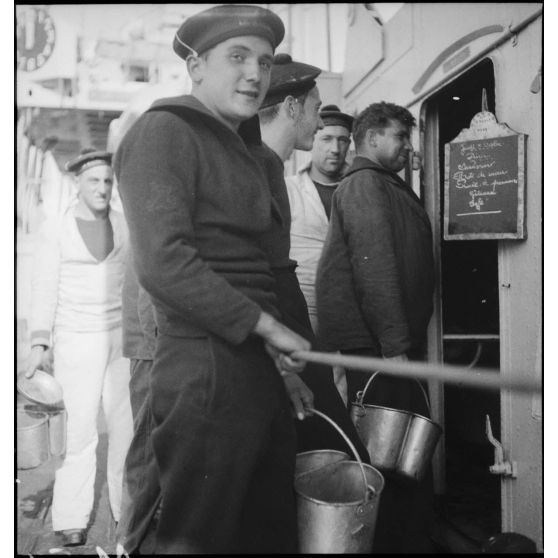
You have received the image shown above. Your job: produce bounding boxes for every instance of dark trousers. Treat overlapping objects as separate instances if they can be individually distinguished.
[116,359,161,554]
[296,360,370,463]
[273,269,370,463]
[150,333,298,554]
[342,348,434,553]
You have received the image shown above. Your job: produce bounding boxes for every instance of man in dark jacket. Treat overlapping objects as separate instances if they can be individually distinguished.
[315,101,435,552]
[113,5,310,554]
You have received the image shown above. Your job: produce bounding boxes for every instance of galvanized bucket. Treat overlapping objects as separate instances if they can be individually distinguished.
[295,449,350,478]
[47,408,67,457]
[21,402,67,458]
[350,371,441,482]
[16,371,67,461]
[294,409,385,553]
[17,409,50,469]
[350,402,411,471]
[396,413,442,482]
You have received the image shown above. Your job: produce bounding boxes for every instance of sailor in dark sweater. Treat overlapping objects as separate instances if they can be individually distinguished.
[115,51,368,555]
[114,6,310,554]
[255,54,370,462]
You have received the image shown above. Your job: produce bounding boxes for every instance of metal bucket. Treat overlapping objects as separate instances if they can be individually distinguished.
[19,402,67,458]
[295,450,350,478]
[16,370,67,458]
[396,413,442,482]
[47,408,67,457]
[350,371,441,481]
[17,409,50,469]
[295,409,385,553]
[350,403,411,471]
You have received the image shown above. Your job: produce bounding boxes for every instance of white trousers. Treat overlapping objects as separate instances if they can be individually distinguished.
[51,327,133,531]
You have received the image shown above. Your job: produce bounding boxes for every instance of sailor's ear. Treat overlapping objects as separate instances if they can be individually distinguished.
[186,54,204,84]
[283,95,299,120]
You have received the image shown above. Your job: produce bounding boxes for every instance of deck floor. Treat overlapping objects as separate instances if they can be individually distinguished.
[17,422,499,555]
[17,417,118,556]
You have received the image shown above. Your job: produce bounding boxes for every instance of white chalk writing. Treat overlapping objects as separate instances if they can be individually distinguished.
[450,136,518,215]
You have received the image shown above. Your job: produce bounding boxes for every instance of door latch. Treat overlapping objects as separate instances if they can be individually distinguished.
[486,415,517,478]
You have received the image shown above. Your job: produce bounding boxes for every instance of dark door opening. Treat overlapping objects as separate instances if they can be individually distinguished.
[428,58,501,545]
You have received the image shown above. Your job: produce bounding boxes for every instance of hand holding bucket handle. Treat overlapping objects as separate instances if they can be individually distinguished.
[25,345,53,378]
[309,408,375,503]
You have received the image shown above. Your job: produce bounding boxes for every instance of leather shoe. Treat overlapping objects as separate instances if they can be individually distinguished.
[60,529,86,547]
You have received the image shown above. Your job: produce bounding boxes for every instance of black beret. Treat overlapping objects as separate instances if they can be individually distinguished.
[173,4,285,59]
[66,148,112,175]
[320,104,353,132]
[260,53,321,109]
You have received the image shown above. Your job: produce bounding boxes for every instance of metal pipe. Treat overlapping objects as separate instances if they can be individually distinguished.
[291,350,540,393]
[443,334,499,340]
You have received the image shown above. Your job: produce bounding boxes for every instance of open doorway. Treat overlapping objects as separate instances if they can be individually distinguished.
[425,58,501,546]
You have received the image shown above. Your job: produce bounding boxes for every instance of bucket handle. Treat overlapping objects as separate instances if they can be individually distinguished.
[309,408,375,503]
[355,370,432,416]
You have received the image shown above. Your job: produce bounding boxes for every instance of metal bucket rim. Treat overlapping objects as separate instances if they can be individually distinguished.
[351,402,413,416]
[17,409,49,430]
[295,450,351,479]
[22,402,66,414]
[410,412,443,431]
[308,409,372,502]
[294,461,385,507]
[16,370,64,407]
[296,449,350,459]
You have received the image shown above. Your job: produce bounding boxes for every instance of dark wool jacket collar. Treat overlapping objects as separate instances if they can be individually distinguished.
[148,94,262,147]
[148,96,285,229]
[346,155,423,207]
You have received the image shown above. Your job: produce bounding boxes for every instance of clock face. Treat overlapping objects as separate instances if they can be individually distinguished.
[17,7,56,72]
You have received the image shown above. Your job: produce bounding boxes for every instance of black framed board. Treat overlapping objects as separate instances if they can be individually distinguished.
[444,111,526,240]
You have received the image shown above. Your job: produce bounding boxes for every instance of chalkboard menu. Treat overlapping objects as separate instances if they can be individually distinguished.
[444,111,526,240]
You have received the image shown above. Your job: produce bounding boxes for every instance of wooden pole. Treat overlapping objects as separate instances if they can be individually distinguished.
[291,350,541,394]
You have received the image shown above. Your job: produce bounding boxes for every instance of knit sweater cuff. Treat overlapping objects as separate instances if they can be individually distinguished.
[379,327,411,358]
[221,303,263,345]
[30,330,51,348]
